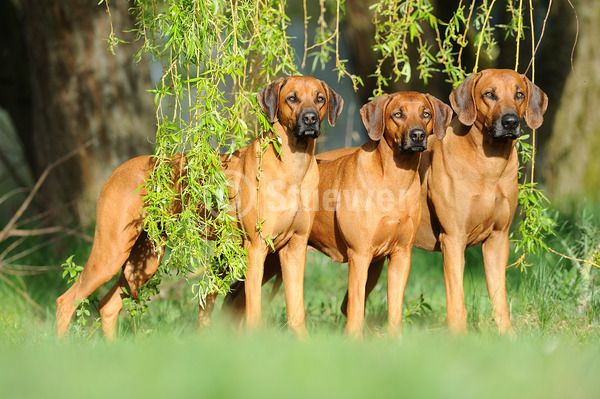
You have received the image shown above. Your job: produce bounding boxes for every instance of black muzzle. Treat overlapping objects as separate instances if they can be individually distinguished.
[293,109,321,139]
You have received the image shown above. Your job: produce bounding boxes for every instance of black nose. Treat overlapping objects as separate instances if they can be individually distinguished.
[302,111,318,126]
[409,129,426,143]
[501,114,520,130]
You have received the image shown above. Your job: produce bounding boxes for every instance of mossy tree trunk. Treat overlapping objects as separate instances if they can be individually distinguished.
[18,0,156,226]
[543,0,600,203]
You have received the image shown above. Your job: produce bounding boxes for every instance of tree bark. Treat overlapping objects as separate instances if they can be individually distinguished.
[19,0,155,226]
[543,0,600,202]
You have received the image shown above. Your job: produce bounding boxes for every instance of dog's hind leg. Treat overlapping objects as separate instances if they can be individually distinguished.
[55,156,154,339]
[98,231,164,340]
[56,225,140,339]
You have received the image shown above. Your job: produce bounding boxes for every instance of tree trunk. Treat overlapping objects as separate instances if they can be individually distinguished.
[543,0,600,202]
[19,0,156,226]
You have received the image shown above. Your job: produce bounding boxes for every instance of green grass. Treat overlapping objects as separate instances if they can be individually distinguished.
[2,330,600,399]
[0,205,599,398]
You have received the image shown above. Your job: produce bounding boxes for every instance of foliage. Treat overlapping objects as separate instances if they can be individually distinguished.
[131,0,303,305]
[302,0,363,89]
[4,205,600,341]
[3,328,600,399]
[60,256,101,335]
[98,0,558,313]
[61,255,83,285]
[367,0,555,266]
[121,0,364,308]
[512,134,555,268]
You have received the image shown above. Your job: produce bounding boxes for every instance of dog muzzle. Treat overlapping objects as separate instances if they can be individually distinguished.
[294,110,321,139]
[489,113,521,139]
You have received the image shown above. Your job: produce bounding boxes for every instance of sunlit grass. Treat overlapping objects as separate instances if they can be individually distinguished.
[1,326,600,399]
[0,205,599,398]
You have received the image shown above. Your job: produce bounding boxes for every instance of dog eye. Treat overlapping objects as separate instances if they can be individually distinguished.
[422,111,431,118]
[515,92,525,100]
[287,95,297,102]
[316,95,325,103]
[392,111,403,118]
[483,91,496,100]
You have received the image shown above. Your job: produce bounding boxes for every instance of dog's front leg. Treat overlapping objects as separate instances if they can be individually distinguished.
[278,236,308,338]
[244,243,268,330]
[340,258,385,317]
[386,248,412,336]
[482,230,513,335]
[345,251,371,339]
[440,234,468,333]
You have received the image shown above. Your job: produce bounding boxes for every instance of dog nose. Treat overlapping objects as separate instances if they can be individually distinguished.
[302,111,318,126]
[409,129,426,143]
[501,114,520,130]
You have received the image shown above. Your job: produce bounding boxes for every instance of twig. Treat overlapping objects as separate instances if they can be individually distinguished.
[0,187,29,206]
[565,0,579,79]
[302,0,309,69]
[473,0,497,73]
[0,140,93,242]
[3,235,63,264]
[0,264,61,276]
[0,147,29,189]
[547,246,600,270]
[0,273,46,315]
[524,0,552,75]
[6,227,65,237]
[528,0,537,182]
[508,252,526,268]
[0,236,26,264]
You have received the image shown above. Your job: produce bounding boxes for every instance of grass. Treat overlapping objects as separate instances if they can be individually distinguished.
[0,205,599,398]
[2,330,600,399]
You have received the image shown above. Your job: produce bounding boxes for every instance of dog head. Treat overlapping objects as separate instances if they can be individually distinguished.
[258,76,344,140]
[450,68,548,139]
[360,91,453,153]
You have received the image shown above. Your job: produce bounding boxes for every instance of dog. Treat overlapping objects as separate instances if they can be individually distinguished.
[55,76,343,339]
[333,69,548,334]
[225,91,452,338]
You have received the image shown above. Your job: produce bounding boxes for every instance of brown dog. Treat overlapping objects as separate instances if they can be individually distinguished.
[55,76,343,339]
[225,91,452,337]
[334,69,548,334]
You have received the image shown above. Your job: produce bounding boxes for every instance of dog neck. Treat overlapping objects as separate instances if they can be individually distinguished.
[260,122,317,183]
[470,122,517,161]
[371,136,421,185]
[443,119,518,180]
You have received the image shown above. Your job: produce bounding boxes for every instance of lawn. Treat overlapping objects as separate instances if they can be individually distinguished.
[0,204,599,398]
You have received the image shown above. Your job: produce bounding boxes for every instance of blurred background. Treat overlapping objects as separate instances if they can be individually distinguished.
[0,0,597,256]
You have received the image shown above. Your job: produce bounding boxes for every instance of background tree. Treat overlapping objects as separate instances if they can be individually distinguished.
[544,0,600,203]
[0,0,595,304]
[7,0,156,226]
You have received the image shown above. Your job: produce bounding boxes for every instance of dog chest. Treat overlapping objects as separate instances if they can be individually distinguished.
[465,190,513,245]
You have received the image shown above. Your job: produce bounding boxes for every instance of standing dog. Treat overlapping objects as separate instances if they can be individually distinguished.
[226,92,452,338]
[55,76,343,339]
[335,69,548,334]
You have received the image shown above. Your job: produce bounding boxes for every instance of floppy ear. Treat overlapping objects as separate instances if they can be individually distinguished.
[450,72,481,126]
[321,81,344,126]
[258,77,287,123]
[425,94,453,140]
[523,75,548,130]
[360,94,392,141]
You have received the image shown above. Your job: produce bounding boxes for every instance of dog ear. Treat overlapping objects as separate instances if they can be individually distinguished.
[258,77,287,123]
[522,75,548,130]
[450,72,481,126]
[425,94,453,140]
[321,81,344,127]
[360,94,392,141]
